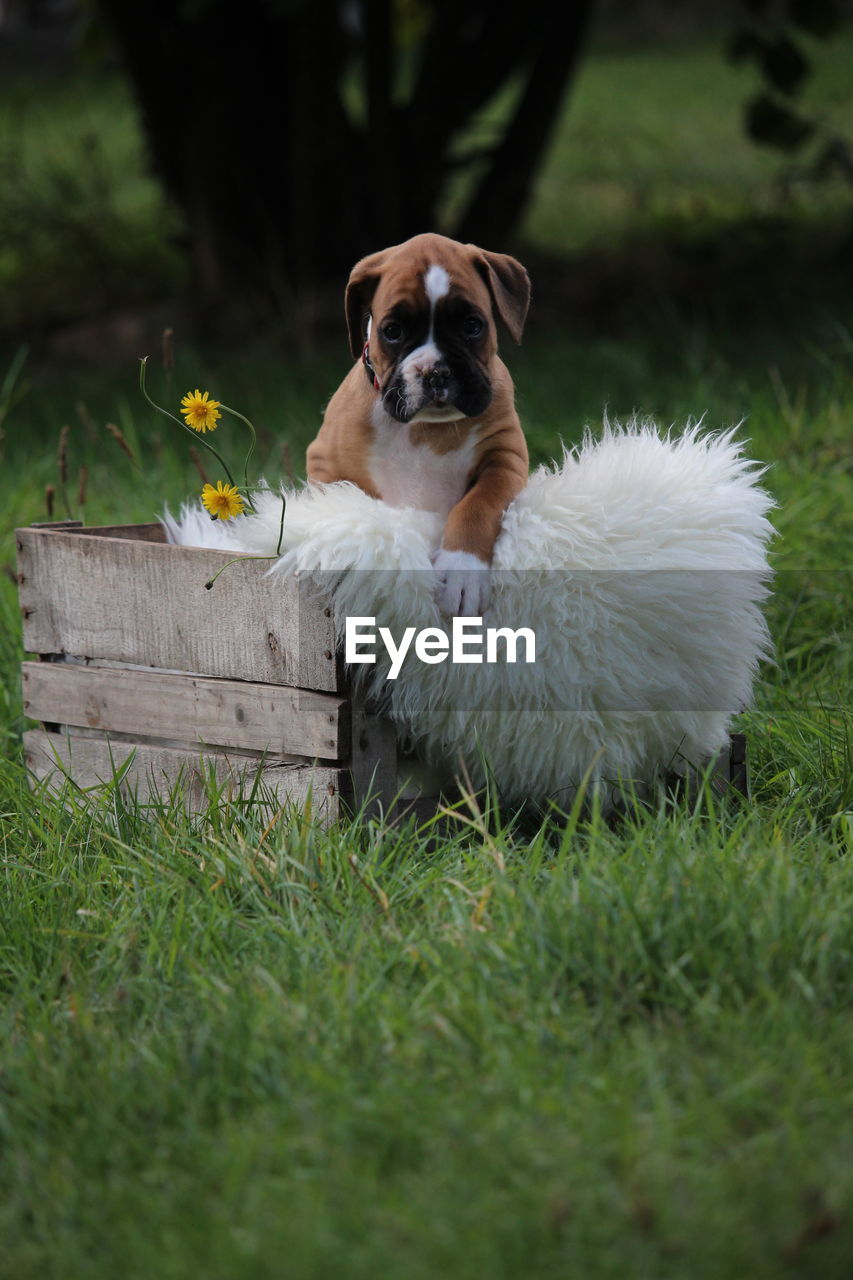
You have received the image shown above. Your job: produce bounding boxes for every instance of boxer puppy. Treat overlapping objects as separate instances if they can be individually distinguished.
[306,232,530,616]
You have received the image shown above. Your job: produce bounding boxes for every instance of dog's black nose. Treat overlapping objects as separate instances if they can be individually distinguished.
[425,365,451,390]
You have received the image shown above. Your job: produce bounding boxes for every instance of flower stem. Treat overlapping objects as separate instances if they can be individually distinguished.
[275,492,286,556]
[221,404,258,496]
[204,551,270,590]
[204,495,287,589]
[138,357,239,492]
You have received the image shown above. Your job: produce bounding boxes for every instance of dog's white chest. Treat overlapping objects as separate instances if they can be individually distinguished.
[368,411,476,517]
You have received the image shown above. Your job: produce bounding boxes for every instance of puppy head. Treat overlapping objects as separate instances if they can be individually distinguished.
[345,233,530,425]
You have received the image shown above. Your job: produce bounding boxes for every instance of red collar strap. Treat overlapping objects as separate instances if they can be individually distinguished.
[362,342,380,391]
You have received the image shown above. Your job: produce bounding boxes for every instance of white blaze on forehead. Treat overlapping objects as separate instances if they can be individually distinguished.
[424,263,450,304]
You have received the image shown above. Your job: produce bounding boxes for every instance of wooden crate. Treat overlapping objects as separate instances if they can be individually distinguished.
[15,520,748,821]
[15,521,403,822]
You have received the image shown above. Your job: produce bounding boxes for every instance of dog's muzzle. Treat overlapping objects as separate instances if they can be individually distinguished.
[424,364,452,406]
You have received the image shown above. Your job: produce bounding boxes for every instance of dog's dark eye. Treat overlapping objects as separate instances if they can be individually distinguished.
[382,320,404,343]
[463,315,484,338]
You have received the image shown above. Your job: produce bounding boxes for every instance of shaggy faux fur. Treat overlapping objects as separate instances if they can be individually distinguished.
[163,421,774,806]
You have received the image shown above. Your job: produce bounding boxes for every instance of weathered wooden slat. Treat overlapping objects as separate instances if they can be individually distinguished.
[35,717,315,764]
[347,697,399,818]
[22,661,348,759]
[728,731,749,799]
[24,729,342,819]
[69,522,166,542]
[15,525,340,692]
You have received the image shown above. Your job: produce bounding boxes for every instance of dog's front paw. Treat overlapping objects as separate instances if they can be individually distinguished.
[432,548,491,617]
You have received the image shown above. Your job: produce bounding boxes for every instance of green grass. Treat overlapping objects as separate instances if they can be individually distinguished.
[1,28,852,1280]
[0,72,184,334]
[1,778,851,1279]
[526,30,853,253]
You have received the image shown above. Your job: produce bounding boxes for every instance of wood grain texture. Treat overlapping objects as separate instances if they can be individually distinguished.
[16,525,340,692]
[24,729,342,819]
[30,520,84,530]
[346,698,399,818]
[69,522,166,542]
[727,732,749,799]
[22,661,348,759]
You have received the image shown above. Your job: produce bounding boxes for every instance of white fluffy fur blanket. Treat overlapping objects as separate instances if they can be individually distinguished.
[163,421,774,805]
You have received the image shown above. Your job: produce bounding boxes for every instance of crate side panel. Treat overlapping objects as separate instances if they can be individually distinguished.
[69,523,167,542]
[347,699,399,818]
[16,527,339,692]
[22,662,348,759]
[24,729,342,820]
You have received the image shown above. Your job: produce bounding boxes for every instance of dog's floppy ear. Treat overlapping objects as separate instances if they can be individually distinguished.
[471,248,531,345]
[345,249,389,359]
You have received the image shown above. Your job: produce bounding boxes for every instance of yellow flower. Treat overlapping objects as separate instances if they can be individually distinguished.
[181,389,222,432]
[201,481,245,520]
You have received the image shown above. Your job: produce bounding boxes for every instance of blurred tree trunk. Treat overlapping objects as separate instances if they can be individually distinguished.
[99,0,593,312]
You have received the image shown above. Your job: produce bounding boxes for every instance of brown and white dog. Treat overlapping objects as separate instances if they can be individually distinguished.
[306,232,530,616]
